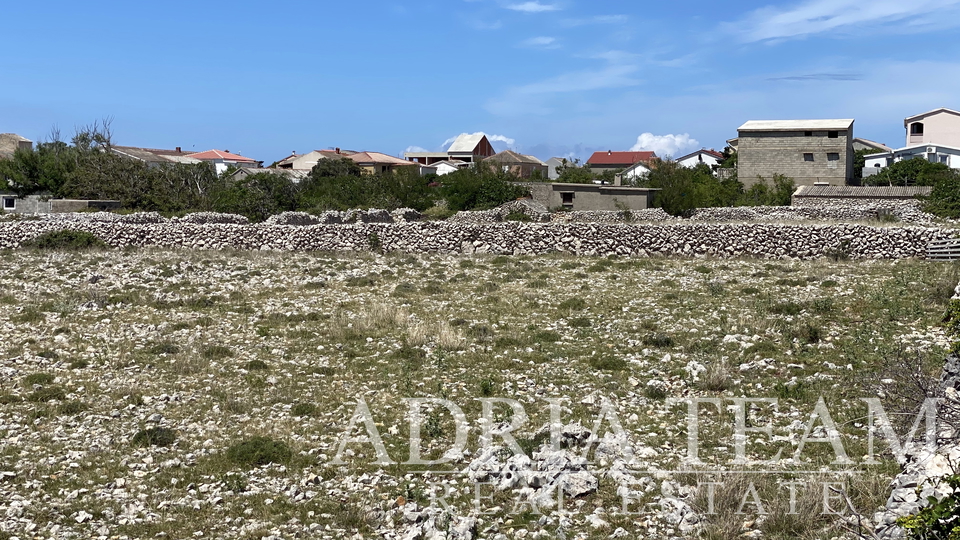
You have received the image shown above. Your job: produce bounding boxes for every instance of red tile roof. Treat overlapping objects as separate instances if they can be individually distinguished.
[587,151,656,166]
[187,149,258,162]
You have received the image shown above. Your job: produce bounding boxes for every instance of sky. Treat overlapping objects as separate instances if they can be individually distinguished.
[2,0,960,163]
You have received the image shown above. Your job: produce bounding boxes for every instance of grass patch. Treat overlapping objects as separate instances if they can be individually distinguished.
[132,427,177,447]
[22,230,108,250]
[227,436,293,467]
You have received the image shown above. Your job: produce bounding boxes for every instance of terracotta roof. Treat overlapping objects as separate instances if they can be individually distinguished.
[587,151,656,166]
[187,149,258,162]
[349,152,416,166]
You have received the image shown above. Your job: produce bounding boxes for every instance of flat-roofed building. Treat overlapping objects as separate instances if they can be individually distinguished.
[737,119,854,187]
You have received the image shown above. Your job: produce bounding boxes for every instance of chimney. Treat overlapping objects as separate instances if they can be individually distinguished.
[335,147,340,154]
[176,147,181,153]
[607,150,612,155]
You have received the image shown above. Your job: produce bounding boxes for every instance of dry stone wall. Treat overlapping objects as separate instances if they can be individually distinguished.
[0,214,954,259]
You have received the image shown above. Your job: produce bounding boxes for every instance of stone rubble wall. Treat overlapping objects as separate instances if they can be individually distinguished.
[0,216,954,259]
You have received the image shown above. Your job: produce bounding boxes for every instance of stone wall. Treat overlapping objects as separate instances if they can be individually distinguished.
[0,214,954,260]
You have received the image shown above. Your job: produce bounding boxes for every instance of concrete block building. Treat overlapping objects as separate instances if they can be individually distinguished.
[737,119,855,187]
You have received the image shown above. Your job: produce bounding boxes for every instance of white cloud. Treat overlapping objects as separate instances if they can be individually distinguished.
[561,14,627,27]
[442,132,516,149]
[520,36,559,48]
[732,0,960,41]
[630,133,699,157]
[404,145,428,153]
[506,1,560,13]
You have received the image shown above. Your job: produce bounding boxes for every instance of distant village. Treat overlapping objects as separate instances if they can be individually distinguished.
[1,107,958,214]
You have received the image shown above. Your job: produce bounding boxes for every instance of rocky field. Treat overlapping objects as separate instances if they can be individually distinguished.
[1,248,958,540]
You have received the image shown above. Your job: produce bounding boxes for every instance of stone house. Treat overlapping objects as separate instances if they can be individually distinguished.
[736,119,855,187]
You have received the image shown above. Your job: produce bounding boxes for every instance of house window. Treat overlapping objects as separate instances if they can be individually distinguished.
[803,153,814,162]
[560,192,575,208]
[828,131,839,138]
[827,153,840,161]
[804,131,813,137]
[1,197,14,210]
[911,122,924,135]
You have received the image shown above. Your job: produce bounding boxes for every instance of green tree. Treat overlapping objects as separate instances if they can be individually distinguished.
[212,172,300,222]
[922,169,960,218]
[310,157,363,178]
[439,166,529,211]
[865,157,951,186]
[853,148,884,183]
[555,158,594,184]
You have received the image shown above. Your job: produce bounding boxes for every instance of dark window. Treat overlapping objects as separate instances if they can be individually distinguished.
[827,153,840,161]
[911,122,924,135]
[560,192,574,206]
[803,153,814,162]
[1,197,14,210]
[804,131,813,137]
[828,131,839,138]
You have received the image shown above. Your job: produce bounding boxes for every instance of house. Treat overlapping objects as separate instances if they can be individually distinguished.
[852,138,892,153]
[521,182,659,211]
[545,157,569,180]
[111,145,201,167]
[482,150,549,179]
[676,149,724,169]
[586,150,656,174]
[736,119,855,187]
[617,161,653,183]
[863,143,960,177]
[0,134,32,159]
[1,194,119,214]
[275,148,356,170]
[404,133,496,165]
[188,149,262,175]
[348,152,418,174]
[904,108,960,147]
[430,160,469,176]
[791,185,932,206]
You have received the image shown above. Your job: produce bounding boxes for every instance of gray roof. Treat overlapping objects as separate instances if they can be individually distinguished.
[112,146,201,165]
[228,168,310,183]
[484,150,546,165]
[0,133,32,158]
[793,185,932,198]
[738,119,854,132]
[853,138,892,152]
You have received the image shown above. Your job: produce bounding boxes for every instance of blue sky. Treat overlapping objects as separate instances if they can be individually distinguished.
[2,0,960,163]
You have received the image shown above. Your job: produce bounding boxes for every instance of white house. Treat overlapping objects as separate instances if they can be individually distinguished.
[676,149,724,169]
[863,143,960,176]
[617,161,652,183]
[430,160,469,176]
[904,108,960,148]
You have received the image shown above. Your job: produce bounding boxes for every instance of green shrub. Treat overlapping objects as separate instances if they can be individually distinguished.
[479,378,496,397]
[132,427,177,447]
[769,301,803,316]
[504,211,532,222]
[227,436,292,466]
[57,400,88,415]
[24,373,55,386]
[558,297,587,311]
[201,345,233,360]
[28,386,66,402]
[69,359,89,369]
[245,359,269,371]
[148,342,181,355]
[588,355,627,371]
[642,333,674,348]
[568,317,592,328]
[22,230,108,250]
[291,402,316,417]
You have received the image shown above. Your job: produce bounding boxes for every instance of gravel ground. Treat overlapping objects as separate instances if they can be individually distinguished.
[0,249,956,540]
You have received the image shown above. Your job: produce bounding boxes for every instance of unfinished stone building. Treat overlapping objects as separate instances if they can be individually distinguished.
[737,119,854,188]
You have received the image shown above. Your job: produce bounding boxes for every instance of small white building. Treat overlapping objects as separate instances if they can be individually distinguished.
[430,160,469,176]
[676,149,724,169]
[863,143,960,176]
[617,161,652,183]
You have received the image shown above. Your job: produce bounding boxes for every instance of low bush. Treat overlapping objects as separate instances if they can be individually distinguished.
[226,436,292,466]
[22,230,108,250]
[23,373,55,386]
[291,402,317,417]
[132,427,177,447]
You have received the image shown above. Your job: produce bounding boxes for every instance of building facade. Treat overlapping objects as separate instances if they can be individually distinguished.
[904,108,960,148]
[736,119,854,187]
